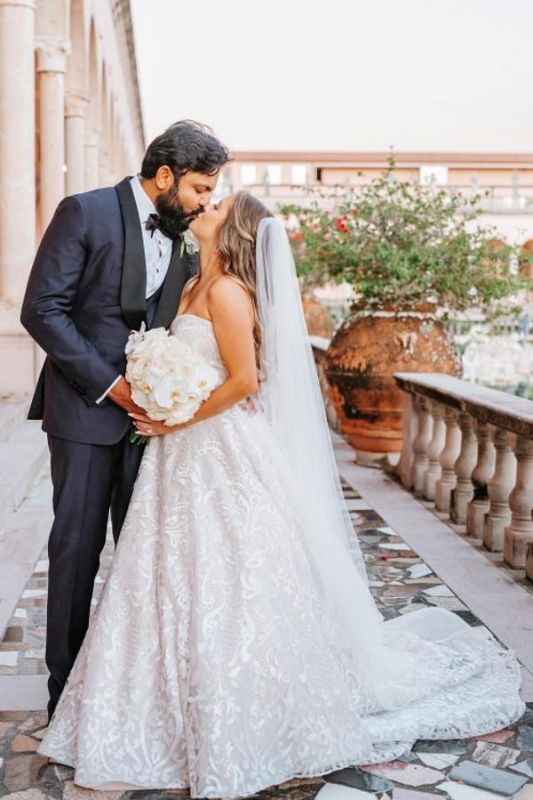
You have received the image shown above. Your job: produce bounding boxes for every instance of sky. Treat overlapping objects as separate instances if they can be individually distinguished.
[130,0,533,153]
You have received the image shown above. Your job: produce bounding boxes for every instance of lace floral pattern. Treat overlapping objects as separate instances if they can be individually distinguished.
[38,315,525,797]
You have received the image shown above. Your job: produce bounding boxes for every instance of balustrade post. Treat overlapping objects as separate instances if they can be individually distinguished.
[423,401,445,501]
[450,412,478,524]
[483,429,516,552]
[466,421,496,537]
[435,408,461,513]
[412,396,432,495]
[503,436,533,567]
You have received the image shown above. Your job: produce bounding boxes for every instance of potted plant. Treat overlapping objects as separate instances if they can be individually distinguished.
[280,158,527,457]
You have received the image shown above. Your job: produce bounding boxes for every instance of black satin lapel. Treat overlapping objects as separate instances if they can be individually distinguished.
[151,241,189,329]
[116,177,147,330]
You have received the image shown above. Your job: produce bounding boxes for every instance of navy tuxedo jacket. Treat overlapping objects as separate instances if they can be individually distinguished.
[20,177,198,445]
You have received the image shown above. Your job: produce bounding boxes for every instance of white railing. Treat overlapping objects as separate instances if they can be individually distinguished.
[394,373,533,582]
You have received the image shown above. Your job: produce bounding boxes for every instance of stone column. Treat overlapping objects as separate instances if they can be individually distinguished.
[111,123,122,182]
[0,0,36,304]
[85,125,99,190]
[435,408,461,513]
[503,436,533,567]
[0,0,37,394]
[450,412,478,524]
[36,41,69,230]
[412,396,433,495]
[483,429,516,552]
[466,421,495,537]
[98,132,113,187]
[65,92,88,195]
[423,402,446,500]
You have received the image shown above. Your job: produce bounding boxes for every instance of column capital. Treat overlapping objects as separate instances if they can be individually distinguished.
[65,92,89,118]
[35,39,70,73]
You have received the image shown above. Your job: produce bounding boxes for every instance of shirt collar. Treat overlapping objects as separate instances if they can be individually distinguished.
[129,174,157,224]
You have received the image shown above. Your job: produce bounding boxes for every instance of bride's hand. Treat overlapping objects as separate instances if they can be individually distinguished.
[128,412,190,437]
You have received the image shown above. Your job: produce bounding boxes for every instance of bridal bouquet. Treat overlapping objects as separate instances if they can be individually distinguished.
[125,323,221,444]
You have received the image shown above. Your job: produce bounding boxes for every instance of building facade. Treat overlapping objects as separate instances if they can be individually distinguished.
[0,0,144,395]
[224,150,533,250]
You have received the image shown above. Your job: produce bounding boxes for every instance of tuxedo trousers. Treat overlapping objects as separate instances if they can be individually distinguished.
[45,431,145,721]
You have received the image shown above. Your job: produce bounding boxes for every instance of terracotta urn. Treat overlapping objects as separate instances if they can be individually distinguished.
[325,307,461,456]
[302,296,334,338]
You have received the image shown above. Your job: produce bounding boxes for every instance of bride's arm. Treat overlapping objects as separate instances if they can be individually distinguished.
[185,277,258,423]
[132,277,258,436]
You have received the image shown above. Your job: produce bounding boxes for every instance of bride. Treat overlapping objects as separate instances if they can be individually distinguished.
[38,191,525,797]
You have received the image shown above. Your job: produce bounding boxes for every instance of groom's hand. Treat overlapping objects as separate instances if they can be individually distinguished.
[108,377,151,421]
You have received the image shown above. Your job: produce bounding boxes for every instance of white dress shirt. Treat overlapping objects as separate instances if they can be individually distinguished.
[129,174,173,299]
[95,175,173,404]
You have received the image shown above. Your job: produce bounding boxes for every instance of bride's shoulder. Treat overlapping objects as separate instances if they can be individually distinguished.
[208,274,250,301]
[207,275,254,320]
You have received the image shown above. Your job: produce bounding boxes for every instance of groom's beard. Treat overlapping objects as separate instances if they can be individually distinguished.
[154,186,204,240]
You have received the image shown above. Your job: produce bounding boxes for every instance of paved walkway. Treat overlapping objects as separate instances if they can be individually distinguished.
[0,432,532,799]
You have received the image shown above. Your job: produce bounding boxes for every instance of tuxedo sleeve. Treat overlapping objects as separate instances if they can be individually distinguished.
[20,195,121,406]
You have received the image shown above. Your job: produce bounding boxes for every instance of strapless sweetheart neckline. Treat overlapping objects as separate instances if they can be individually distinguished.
[173,313,212,325]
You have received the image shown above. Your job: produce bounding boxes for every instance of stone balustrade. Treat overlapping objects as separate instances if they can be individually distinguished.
[394,373,533,581]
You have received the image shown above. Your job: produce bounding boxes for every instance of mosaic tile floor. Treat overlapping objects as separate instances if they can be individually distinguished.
[0,479,532,799]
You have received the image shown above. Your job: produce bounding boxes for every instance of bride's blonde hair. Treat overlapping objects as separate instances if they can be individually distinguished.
[217,192,272,364]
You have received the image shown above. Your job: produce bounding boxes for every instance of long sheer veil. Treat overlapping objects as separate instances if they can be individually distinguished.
[253,218,524,724]
[254,217,385,655]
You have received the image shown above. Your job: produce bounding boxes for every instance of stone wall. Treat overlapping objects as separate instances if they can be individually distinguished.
[0,0,144,396]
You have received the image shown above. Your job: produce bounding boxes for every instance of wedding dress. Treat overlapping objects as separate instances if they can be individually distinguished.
[38,222,525,798]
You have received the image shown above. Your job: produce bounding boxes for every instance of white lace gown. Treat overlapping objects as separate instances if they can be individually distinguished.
[38,314,525,797]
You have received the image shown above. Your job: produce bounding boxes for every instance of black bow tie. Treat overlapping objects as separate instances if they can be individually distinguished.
[145,213,160,237]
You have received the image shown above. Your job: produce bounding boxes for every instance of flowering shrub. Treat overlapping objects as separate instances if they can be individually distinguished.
[280,158,529,313]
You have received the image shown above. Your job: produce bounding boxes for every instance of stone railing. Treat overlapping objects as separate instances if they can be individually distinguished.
[394,373,533,582]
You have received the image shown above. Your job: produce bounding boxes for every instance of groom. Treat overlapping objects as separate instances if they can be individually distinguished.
[20,120,229,722]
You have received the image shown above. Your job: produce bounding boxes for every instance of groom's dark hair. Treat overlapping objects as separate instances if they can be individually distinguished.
[141,120,230,180]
